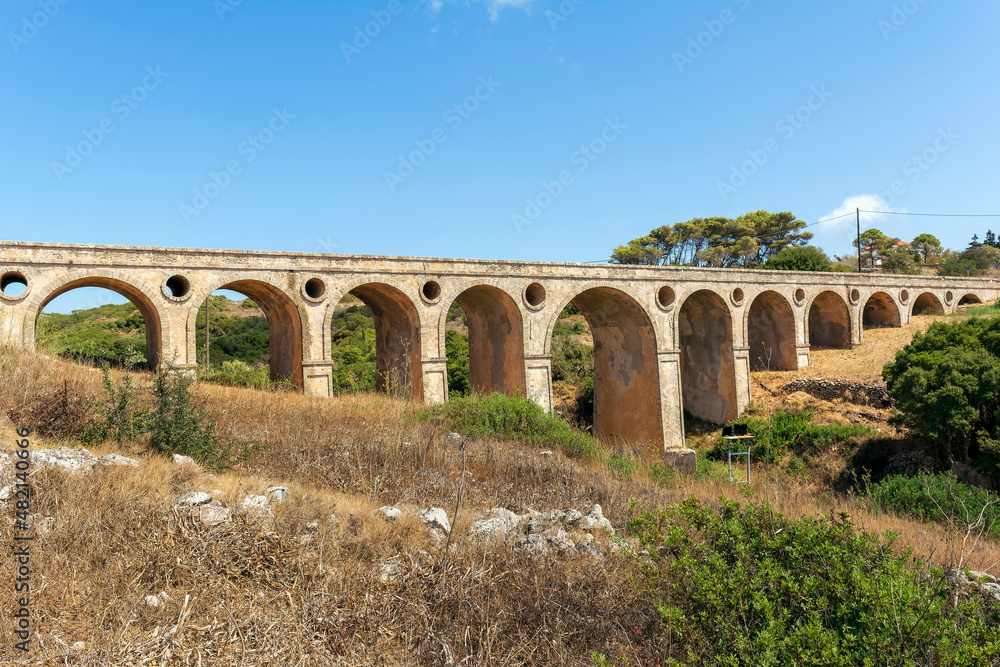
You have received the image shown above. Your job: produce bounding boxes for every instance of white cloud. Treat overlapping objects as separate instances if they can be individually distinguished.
[820,194,905,235]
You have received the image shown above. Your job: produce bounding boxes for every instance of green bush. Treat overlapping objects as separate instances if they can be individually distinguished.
[868,472,1000,538]
[86,365,149,446]
[708,410,874,463]
[445,329,470,397]
[149,367,241,471]
[622,497,1000,665]
[210,359,271,390]
[431,393,600,459]
[883,317,1000,465]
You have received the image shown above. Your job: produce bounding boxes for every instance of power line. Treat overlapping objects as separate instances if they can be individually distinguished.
[860,209,1000,219]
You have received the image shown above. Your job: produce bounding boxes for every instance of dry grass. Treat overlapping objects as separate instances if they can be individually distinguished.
[1,343,999,664]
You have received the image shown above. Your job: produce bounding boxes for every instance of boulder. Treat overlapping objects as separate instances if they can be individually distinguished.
[197,500,232,527]
[171,454,198,468]
[419,507,451,543]
[266,486,289,503]
[444,432,462,442]
[32,448,97,474]
[240,494,273,520]
[469,508,521,542]
[578,504,615,535]
[175,491,212,507]
[98,453,139,467]
[378,506,403,522]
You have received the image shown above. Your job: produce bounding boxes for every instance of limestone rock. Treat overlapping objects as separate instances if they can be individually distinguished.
[444,432,462,442]
[578,504,615,535]
[240,494,273,519]
[419,507,451,543]
[378,506,403,522]
[171,454,198,468]
[514,533,550,557]
[32,448,97,474]
[469,508,521,542]
[98,453,139,467]
[175,491,212,507]
[266,486,289,503]
[197,500,232,527]
[0,485,11,503]
[539,450,553,457]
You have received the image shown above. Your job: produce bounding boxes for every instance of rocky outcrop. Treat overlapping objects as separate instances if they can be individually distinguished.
[470,504,614,559]
[781,378,892,407]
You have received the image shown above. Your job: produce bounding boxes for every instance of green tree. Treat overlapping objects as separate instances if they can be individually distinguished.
[937,244,1000,277]
[879,245,920,275]
[911,233,942,263]
[852,228,890,269]
[609,211,811,268]
[883,317,1000,464]
[445,329,470,396]
[763,245,837,272]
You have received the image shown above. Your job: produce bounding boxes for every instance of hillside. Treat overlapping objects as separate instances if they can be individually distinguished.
[3,311,1000,662]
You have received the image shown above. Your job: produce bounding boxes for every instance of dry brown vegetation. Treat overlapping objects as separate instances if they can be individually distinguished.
[1,328,999,665]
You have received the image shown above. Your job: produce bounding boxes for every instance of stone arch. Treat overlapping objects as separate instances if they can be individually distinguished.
[552,287,662,446]
[912,292,945,316]
[808,291,851,348]
[745,290,797,370]
[188,278,303,389]
[678,290,737,425]
[339,282,423,400]
[959,293,984,306]
[863,292,901,328]
[443,285,526,397]
[25,272,163,370]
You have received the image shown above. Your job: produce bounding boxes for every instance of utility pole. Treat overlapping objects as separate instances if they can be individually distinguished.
[204,296,210,380]
[856,208,862,273]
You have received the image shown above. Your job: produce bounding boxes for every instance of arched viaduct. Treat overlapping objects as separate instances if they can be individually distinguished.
[2,242,997,470]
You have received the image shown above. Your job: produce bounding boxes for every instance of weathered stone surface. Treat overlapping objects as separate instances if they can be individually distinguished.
[32,448,97,474]
[266,486,289,502]
[175,491,212,507]
[782,378,891,407]
[578,504,615,535]
[663,449,696,475]
[197,500,232,527]
[419,507,451,543]
[172,454,197,468]
[240,494,272,519]
[378,506,403,522]
[444,432,462,442]
[2,241,994,471]
[99,453,140,467]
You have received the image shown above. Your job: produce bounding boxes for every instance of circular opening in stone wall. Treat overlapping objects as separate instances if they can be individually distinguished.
[732,288,745,305]
[656,285,676,310]
[525,282,546,308]
[945,291,954,304]
[165,275,190,299]
[0,271,28,298]
[850,289,861,304]
[305,278,326,300]
[794,288,806,304]
[900,289,909,303]
[422,280,442,303]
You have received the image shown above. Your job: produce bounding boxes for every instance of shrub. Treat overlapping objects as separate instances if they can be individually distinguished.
[868,472,1000,538]
[445,329,470,397]
[762,245,837,272]
[6,384,94,439]
[89,365,149,446]
[623,497,1000,665]
[883,317,1000,464]
[149,367,238,471]
[211,359,271,390]
[431,393,600,459]
[708,410,874,463]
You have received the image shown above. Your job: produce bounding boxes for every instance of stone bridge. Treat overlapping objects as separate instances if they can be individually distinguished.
[1,242,996,467]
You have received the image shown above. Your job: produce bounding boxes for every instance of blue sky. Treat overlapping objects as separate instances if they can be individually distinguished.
[4,0,999,312]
